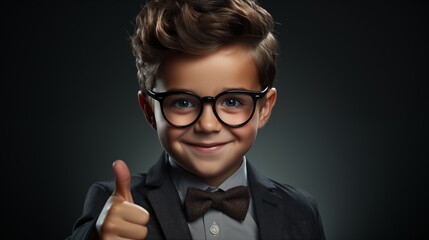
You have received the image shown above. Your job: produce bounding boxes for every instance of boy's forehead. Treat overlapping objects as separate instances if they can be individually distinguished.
[154,45,261,94]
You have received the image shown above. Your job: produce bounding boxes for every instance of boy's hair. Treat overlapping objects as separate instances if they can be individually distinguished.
[131,0,278,90]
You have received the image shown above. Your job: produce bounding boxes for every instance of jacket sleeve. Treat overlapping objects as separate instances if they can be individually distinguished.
[65,182,113,240]
[310,197,326,240]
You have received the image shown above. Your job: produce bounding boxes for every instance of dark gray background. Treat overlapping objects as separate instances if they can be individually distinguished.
[2,1,427,239]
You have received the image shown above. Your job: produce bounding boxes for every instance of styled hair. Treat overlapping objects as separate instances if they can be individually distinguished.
[131,0,278,90]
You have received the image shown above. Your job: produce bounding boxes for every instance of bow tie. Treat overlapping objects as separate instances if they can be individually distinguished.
[184,186,250,222]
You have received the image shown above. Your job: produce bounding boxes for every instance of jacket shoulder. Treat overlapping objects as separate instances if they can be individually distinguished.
[269,179,320,214]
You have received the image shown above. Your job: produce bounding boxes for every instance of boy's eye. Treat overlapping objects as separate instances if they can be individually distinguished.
[174,99,194,108]
[165,94,199,110]
[219,93,250,109]
[222,98,243,107]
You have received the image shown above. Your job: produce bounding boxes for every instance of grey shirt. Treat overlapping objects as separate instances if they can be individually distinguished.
[169,157,259,240]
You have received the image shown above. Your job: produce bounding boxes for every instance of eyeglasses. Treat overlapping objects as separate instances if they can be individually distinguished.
[144,86,269,128]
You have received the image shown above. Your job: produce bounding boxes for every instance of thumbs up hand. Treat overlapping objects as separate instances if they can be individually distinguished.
[96,160,150,239]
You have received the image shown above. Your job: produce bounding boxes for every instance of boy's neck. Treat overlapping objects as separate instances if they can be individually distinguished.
[198,160,244,187]
[169,156,246,188]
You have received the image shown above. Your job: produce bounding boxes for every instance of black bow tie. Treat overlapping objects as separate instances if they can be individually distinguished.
[184,186,250,222]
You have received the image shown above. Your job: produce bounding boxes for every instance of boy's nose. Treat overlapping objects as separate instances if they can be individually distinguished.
[194,104,222,133]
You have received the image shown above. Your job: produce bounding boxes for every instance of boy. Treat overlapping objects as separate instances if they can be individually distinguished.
[66,0,325,239]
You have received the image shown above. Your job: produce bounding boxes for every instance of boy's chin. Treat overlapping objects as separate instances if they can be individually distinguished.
[185,165,223,178]
[187,164,242,186]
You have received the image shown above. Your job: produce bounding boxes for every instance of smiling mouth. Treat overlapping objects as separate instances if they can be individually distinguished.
[185,142,229,154]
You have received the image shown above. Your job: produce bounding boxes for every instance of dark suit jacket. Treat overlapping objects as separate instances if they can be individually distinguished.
[66,152,325,240]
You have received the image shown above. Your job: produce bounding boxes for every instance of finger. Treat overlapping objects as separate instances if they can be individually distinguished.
[114,219,148,239]
[112,160,133,202]
[120,201,150,225]
[119,226,148,240]
[102,220,146,240]
[107,198,150,225]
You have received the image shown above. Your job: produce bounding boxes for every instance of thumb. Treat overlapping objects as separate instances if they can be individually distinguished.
[112,160,133,202]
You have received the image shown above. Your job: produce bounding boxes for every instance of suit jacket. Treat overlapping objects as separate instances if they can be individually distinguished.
[66,152,325,240]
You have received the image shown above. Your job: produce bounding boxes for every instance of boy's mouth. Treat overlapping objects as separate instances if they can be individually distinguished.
[184,141,230,154]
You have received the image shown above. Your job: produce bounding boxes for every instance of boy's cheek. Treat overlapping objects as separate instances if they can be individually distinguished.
[230,124,258,141]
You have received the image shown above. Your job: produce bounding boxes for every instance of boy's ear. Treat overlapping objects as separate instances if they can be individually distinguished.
[138,91,157,130]
[258,87,277,129]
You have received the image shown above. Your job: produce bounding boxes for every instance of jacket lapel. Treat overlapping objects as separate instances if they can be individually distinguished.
[145,153,192,240]
[247,162,284,240]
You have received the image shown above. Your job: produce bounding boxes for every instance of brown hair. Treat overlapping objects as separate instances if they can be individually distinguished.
[131,0,278,90]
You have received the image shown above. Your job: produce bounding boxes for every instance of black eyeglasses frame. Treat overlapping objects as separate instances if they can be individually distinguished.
[143,86,269,128]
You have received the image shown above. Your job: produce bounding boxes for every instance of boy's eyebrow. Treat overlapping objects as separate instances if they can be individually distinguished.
[163,87,261,93]
[221,87,261,91]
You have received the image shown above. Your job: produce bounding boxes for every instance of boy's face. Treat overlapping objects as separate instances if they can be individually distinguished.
[148,44,276,186]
